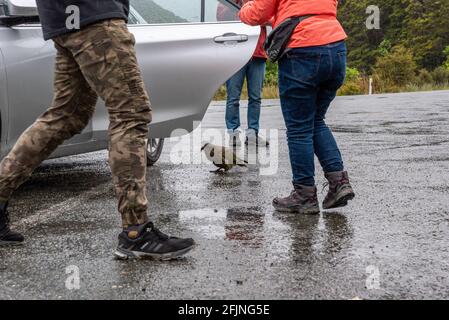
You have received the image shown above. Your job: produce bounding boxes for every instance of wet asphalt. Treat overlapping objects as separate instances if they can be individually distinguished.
[0,90,448,300]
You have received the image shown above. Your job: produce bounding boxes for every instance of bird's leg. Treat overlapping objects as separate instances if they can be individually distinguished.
[210,168,224,174]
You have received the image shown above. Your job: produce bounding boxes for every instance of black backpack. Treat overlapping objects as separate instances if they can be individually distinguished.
[264,15,316,62]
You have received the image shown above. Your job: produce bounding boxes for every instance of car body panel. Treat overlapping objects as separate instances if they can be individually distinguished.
[130,22,259,136]
[0,1,260,159]
[0,27,93,156]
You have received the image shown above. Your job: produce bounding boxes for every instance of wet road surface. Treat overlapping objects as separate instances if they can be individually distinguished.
[1,90,448,299]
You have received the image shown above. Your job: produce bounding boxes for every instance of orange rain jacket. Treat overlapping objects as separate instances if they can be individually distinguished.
[239,0,347,48]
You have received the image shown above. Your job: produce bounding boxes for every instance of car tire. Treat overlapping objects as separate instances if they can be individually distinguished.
[147,138,164,166]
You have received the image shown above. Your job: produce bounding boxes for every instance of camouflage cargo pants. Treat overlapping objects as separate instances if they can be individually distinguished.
[0,19,152,228]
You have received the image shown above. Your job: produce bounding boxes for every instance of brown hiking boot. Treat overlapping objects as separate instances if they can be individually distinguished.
[273,185,320,214]
[322,171,355,209]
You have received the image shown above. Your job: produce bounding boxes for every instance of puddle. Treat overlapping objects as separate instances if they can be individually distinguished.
[178,207,354,263]
[178,207,293,256]
[179,207,265,246]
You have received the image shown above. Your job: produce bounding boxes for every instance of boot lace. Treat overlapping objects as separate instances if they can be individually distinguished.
[322,176,349,194]
[321,182,329,194]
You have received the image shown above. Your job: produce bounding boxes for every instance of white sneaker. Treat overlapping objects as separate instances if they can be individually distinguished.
[245,130,269,147]
[228,130,242,147]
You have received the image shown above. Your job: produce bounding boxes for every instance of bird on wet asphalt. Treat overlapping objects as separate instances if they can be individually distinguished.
[201,143,248,173]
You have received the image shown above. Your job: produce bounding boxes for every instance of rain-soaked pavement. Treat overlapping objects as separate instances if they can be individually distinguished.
[0,90,448,300]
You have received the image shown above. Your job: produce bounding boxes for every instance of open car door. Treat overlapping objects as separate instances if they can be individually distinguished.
[118,0,261,138]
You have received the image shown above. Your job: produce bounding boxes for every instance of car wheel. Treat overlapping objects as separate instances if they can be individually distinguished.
[147,138,164,166]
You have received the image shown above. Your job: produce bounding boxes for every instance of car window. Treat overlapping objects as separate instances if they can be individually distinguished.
[206,0,240,22]
[127,8,141,25]
[129,0,201,24]
[129,0,240,25]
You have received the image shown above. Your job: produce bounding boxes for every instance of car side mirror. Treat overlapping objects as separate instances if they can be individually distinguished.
[4,0,38,16]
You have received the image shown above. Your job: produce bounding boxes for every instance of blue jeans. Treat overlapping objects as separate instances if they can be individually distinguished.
[278,41,346,186]
[226,57,266,133]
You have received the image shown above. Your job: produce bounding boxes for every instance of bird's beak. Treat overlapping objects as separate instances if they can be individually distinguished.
[201,144,206,151]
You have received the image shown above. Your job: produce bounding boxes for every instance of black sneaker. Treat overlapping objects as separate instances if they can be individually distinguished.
[114,221,195,260]
[0,227,24,246]
[0,202,24,246]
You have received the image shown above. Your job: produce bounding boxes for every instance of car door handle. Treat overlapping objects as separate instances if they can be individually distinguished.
[214,33,248,43]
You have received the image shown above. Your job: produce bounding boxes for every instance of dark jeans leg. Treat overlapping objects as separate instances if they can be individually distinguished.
[314,47,347,173]
[278,41,347,186]
[225,64,247,131]
[246,58,266,133]
[279,57,318,187]
[314,86,344,173]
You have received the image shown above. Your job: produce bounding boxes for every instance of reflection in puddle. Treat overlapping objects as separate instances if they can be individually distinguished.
[225,207,264,248]
[272,211,353,263]
[178,207,293,258]
[179,208,227,240]
[178,207,353,264]
[179,207,265,248]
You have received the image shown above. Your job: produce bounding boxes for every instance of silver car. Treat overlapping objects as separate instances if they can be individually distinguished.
[0,0,259,165]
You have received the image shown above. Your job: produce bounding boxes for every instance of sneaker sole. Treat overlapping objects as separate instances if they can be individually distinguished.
[272,203,320,215]
[323,192,355,210]
[113,244,195,261]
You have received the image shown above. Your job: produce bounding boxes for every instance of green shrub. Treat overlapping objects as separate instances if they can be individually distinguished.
[377,39,392,57]
[338,67,365,95]
[373,45,417,88]
[416,69,433,86]
[444,46,449,70]
[339,81,365,95]
[371,73,400,93]
[431,66,449,85]
[346,67,361,82]
[214,85,227,101]
[264,61,278,86]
